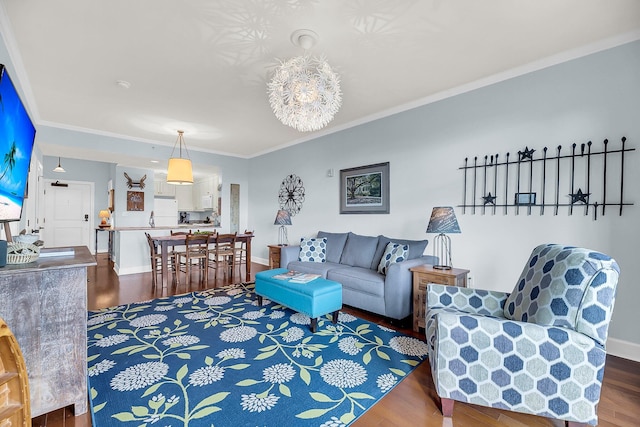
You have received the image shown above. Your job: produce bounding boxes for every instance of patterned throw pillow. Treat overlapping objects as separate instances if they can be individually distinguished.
[377,242,409,275]
[298,237,327,263]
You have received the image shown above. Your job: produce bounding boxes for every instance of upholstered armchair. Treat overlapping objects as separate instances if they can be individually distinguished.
[426,244,619,426]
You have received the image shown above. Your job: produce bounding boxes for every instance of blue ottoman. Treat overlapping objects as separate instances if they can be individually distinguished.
[255,268,342,332]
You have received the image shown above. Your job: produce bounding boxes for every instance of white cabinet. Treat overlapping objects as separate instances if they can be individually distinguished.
[154,177,176,197]
[175,185,194,211]
[192,177,216,211]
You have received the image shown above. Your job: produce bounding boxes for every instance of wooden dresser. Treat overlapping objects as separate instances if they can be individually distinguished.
[0,246,96,417]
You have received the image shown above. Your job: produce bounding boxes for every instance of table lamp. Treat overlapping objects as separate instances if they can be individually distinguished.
[426,206,461,270]
[274,210,292,246]
[99,209,111,228]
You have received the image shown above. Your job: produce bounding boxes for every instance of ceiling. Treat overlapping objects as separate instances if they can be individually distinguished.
[1,0,640,162]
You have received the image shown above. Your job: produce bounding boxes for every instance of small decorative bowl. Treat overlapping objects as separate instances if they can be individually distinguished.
[7,242,40,264]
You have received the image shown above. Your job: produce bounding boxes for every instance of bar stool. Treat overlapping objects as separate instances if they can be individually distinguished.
[176,233,210,287]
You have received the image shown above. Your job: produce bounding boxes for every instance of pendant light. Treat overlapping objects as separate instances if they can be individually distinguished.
[166,130,193,185]
[53,157,66,173]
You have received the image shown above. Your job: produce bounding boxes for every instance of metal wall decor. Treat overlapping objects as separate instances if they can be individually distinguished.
[278,174,305,216]
[459,137,634,219]
[124,172,147,189]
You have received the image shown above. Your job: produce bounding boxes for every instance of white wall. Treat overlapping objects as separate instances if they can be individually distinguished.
[248,40,640,358]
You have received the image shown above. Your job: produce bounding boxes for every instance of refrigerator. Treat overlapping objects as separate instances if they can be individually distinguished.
[153,198,178,227]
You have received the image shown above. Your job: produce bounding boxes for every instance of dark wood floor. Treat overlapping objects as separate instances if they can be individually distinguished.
[33,254,640,426]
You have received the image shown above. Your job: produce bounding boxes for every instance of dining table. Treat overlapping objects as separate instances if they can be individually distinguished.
[152,232,254,289]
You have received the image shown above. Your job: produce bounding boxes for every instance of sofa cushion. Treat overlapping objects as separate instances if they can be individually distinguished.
[317,231,349,264]
[327,267,385,297]
[298,237,327,263]
[377,242,409,275]
[371,235,429,269]
[340,232,379,269]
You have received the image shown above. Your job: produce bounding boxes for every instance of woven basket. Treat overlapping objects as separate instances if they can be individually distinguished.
[7,242,40,264]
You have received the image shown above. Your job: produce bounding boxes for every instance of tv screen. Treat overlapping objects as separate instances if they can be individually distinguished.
[0,64,36,222]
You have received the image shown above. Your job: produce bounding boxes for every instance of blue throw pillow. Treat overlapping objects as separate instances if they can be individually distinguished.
[377,242,409,275]
[298,237,327,263]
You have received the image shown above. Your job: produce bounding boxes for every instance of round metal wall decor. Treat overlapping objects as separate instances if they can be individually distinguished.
[278,174,305,216]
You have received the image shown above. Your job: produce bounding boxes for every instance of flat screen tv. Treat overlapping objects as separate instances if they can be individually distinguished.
[0,64,36,223]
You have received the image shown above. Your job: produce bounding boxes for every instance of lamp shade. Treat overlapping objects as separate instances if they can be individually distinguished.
[274,210,292,226]
[99,209,111,226]
[426,206,461,234]
[166,158,193,185]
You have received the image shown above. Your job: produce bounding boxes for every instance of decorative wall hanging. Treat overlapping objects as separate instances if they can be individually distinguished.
[459,137,634,219]
[124,172,147,189]
[340,162,390,214]
[278,174,305,216]
[126,191,144,211]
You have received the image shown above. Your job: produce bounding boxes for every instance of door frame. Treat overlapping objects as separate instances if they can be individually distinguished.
[43,178,95,252]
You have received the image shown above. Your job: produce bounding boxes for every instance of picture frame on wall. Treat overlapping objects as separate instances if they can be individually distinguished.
[126,191,144,211]
[339,162,390,214]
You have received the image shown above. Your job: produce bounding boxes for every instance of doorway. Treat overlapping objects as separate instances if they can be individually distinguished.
[42,179,94,250]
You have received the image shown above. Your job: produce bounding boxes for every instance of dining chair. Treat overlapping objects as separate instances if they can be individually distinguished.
[210,232,238,281]
[234,230,253,280]
[176,233,211,287]
[145,232,177,290]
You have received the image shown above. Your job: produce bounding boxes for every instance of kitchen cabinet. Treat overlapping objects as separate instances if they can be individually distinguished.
[154,177,176,197]
[175,185,194,211]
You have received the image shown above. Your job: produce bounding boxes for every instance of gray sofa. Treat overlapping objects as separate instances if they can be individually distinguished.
[280,231,437,320]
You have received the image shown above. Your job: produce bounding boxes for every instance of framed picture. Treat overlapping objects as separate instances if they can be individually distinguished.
[340,162,390,214]
[127,191,144,211]
[514,192,536,206]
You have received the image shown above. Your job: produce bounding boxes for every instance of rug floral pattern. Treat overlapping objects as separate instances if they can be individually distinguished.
[87,283,428,427]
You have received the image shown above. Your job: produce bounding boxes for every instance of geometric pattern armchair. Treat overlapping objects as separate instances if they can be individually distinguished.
[426,244,620,426]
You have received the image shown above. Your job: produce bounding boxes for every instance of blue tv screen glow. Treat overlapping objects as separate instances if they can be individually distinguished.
[0,64,36,222]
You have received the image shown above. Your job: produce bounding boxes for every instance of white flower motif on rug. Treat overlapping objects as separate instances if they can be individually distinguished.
[87,282,427,426]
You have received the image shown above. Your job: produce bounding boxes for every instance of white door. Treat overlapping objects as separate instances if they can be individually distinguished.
[42,180,94,250]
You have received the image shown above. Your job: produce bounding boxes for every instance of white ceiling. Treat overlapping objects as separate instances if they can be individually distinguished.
[2,0,640,162]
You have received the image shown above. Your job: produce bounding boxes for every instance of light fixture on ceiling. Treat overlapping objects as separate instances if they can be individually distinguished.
[166,130,193,185]
[53,157,66,173]
[267,29,342,132]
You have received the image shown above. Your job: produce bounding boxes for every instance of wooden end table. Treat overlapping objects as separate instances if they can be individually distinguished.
[410,264,470,333]
[268,244,283,269]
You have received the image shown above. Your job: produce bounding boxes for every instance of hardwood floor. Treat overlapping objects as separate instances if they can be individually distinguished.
[33,254,640,426]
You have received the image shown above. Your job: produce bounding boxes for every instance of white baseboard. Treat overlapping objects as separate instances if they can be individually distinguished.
[607,337,640,362]
[114,263,151,276]
[253,257,269,266]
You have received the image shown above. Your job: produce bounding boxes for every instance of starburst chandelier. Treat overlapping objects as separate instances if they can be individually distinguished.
[268,29,342,132]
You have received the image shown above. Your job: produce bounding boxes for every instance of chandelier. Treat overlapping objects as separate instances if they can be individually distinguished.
[268,29,342,132]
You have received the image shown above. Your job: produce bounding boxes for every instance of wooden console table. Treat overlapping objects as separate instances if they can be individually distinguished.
[410,264,469,333]
[0,246,96,417]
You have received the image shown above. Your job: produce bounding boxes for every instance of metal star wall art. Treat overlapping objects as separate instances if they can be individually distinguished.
[519,147,535,161]
[483,192,497,205]
[569,188,590,204]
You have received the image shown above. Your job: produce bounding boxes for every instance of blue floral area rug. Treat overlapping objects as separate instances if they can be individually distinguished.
[87,282,428,427]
